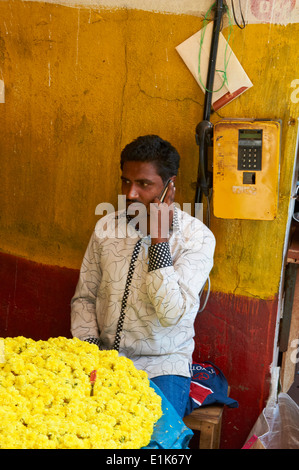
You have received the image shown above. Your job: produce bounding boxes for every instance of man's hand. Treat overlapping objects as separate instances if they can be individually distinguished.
[150,181,175,244]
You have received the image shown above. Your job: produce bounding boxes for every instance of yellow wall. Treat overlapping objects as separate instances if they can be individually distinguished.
[0,1,298,299]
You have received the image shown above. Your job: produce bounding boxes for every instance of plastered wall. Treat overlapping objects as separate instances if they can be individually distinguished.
[1,1,298,295]
[0,0,299,448]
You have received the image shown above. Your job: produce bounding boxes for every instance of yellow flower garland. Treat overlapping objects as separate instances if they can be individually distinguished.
[0,336,162,449]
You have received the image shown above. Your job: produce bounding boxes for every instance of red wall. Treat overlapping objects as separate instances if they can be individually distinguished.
[193,291,278,448]
[0,252,76,341]
[0,251,278,448]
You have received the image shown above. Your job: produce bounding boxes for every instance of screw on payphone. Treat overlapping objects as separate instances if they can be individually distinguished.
[213,119,281,220]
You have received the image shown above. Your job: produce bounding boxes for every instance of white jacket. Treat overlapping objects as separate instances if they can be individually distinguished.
[71,207,215,378]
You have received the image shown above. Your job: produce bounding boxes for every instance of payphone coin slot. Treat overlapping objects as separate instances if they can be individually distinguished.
[243,172,256,185]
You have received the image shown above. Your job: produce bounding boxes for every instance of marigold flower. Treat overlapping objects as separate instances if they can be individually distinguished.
[0,336,162,449]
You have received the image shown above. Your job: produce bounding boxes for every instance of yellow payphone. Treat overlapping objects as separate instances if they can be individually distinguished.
[213,119,281,220]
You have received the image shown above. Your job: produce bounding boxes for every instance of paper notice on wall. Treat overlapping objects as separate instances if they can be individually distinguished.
[176,21,253,111]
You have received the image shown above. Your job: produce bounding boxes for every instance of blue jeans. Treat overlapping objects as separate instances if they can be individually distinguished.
[151,375,191,418]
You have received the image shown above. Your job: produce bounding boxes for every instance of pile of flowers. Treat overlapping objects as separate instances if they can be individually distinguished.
[0,336,162,449]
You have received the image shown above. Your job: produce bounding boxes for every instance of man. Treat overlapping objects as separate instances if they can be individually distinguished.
[71,135,215,418]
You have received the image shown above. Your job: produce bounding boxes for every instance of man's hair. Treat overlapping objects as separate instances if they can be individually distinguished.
[120,135,180,183]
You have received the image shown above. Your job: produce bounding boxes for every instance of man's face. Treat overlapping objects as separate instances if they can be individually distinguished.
[121,161,166,211]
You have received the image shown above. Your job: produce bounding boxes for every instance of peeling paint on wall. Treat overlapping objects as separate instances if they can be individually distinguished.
[0,0,299,449]
[19,0,299,25]
[0,79,4,102]
[0,1,298,298]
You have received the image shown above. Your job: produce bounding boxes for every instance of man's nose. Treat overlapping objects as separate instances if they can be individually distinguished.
[127,183,139,200]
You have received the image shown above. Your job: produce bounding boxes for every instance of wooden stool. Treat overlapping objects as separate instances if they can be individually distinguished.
[183,403,225,449]
[183,388,230,449]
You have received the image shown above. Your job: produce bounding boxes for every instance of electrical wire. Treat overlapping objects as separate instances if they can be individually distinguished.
[196,1,246,313]
[198,1,234,95]
[197,189,213,312]
[231,0,246,29]
[205,188,212,228]
[196,2,228,311]
[198,276,211,313]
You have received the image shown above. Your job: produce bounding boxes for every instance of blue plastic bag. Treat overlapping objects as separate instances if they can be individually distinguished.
[143,381,193,449]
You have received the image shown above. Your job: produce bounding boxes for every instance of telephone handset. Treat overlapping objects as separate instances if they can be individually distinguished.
[195,120,213,203]
[159,178,173,203]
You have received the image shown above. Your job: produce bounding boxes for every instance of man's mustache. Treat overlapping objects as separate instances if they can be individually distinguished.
[126,200,149,218]
[126,199,143,204]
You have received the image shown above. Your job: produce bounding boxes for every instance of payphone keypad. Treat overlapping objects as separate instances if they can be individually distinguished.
[238,129,262,172]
